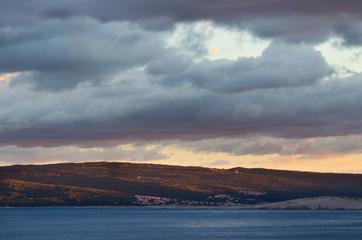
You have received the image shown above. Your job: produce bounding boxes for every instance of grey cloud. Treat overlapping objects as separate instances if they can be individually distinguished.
[242,16,334,44]
[1,1,362,45]
[335,21,362,46]
[294,135,362,156]
[1,70,362,147]
[148,42,333,92]
[0,18,165,90]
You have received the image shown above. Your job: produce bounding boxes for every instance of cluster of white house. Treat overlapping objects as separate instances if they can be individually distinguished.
[134,194,241,206]
[237,190,267,196]
[134,190,268,206]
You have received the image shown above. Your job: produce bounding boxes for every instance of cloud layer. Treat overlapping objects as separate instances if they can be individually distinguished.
[0,1,362,171]
[0,19,165,90]
[1,70,362,147]
[2,0,362,45]
[148,42,333,92]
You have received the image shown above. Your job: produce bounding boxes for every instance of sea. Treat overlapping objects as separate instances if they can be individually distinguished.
[1,208,361,240]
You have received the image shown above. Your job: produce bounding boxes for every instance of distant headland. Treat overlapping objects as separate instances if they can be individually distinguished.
[1,162,361,209]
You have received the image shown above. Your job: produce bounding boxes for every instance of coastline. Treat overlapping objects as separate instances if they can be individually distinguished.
[2,197,362,210]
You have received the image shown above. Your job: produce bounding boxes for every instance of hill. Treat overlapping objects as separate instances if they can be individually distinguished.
[1,162,361,207]
[253,197,362,210]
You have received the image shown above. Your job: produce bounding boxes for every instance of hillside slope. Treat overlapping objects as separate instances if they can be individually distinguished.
[254,197,362,210]
[1,162,361,206]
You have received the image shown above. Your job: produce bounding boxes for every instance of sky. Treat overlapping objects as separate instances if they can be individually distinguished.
[1,0,362,173]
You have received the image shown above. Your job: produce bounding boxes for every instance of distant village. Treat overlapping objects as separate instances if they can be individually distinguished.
[134,190,267,206]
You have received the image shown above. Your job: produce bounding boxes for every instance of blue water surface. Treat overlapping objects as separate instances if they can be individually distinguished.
[1,208,361,239]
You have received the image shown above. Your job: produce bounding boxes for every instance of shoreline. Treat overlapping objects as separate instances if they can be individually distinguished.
[1,206,362,210]
[2,205,362,210]
[2,197,362,210]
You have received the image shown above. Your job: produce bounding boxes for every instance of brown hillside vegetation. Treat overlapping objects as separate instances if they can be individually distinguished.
[0,162,361,206]
[0,179,130,206]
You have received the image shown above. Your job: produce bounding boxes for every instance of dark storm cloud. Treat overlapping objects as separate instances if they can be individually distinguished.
[0,18,165,90]
[2,0,362,45]
[1,71,362,147]
[147,42,333,92]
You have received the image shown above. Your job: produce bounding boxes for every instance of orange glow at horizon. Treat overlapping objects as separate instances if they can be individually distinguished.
[153,145,362,173]
[1,144,360,174]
